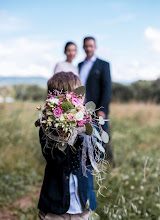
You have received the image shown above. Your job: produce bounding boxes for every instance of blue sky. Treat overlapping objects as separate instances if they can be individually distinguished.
[0,0,160,82]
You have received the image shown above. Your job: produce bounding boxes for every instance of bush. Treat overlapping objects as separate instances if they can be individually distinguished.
[14,85,46,101]
[130,80,153,101]
[112,83,133,102]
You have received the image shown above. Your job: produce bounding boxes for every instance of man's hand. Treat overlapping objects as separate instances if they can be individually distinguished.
[97,110,106,119]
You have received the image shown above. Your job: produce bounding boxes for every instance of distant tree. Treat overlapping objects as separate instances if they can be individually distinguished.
[112,83,133,102]
[25,85,46,101]
[150,78,160,103]
[130,80,153,101]
[14,85,46,101]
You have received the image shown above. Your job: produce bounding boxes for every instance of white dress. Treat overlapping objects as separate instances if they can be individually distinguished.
[54,61,79,76]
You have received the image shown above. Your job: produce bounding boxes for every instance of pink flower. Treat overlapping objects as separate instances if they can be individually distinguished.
[67,113,75,121]
[76,103,85,112]
[71,97,80,106]
[77,120,86,127]
[53,107,63,117]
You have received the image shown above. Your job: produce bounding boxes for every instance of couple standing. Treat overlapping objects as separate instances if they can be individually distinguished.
[54,37,113,162]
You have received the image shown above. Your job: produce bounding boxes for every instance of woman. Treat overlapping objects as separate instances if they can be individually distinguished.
[54,42,78,75]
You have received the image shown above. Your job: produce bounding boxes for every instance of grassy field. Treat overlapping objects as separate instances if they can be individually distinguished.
[0,101,160,220]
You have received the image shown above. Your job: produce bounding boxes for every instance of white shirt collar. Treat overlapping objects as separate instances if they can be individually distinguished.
[85,55,97,63]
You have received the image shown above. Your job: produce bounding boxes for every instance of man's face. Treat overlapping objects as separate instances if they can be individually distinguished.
[65,44,77,62]
[83,39,96,58]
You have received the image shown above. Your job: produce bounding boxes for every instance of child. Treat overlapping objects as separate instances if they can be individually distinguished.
[38,72,97,220]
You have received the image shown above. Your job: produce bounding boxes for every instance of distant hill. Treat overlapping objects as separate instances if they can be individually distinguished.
[0,77,48,87]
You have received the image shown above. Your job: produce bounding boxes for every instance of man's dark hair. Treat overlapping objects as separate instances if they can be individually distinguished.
[64,41,77,53]
[83,36,96,45]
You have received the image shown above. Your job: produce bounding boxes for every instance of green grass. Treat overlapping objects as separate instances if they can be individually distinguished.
[0,102,160,219]
[96,103,160,219]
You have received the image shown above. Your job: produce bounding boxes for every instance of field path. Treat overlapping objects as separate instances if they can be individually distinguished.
[0,187,40,219]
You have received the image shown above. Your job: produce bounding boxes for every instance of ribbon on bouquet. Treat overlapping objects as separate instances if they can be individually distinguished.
[68,127,86,146]
[81,135,99,177]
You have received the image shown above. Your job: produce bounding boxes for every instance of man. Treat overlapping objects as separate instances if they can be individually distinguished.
[78,36,114,163]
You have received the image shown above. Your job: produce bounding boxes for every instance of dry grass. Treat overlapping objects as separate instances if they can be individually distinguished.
[111,102,160,125]
[0,101,160,219]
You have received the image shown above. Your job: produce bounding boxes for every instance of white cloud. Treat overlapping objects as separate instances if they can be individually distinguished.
[145,27,160,52]
[109,27,160,82]
[112,60,160,82]
[0,37,63,78]
[1,27,160,83]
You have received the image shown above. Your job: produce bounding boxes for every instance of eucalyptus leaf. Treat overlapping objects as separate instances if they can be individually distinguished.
[68,83,71,92]
[85,101,96,111]
[101,130,109,143]
[35,120,39,127]
[93,128,102,141]
[74,86,85,95]
[98,116,105,125]
[58,144,67,151]
[96,142,105,153]
[85,123,93,135]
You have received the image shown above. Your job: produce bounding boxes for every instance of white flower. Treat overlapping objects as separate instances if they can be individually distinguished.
[50,98,59,105]
[75,111,84,121]
[59,114,65,121]
[130,185,135,190]
[66,94,71,101]
[156,204,160,209]
[140,186,144,190]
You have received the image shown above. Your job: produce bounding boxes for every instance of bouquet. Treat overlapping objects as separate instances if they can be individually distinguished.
[36,86,92,144]
[35,86,109,185]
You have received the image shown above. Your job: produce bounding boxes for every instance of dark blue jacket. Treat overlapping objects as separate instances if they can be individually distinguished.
[38,128,97,215]
[78,58,112,118]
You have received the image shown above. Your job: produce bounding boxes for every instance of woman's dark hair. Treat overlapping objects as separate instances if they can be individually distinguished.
[64,41,77,53]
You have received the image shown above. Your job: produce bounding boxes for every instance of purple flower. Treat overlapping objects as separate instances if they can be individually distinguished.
[71,97,80,106]
[53,107,63,117]
[77,120,86,127]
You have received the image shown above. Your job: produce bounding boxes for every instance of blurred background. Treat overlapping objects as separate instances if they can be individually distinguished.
[0,0,160,219]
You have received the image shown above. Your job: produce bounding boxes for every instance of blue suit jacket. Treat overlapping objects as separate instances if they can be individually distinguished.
[78,58,112,119]
[38,128,97,215]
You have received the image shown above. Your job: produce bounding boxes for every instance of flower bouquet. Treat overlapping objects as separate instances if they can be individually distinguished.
[35,86,108,149]
[35,86,109,180]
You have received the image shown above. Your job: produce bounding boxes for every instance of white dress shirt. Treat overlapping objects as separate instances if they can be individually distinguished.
[79,55,97,86]
[54,61,79,76]
[67,173,83,214]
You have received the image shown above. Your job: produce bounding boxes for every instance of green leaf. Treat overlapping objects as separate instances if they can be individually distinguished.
[85,123,93,135]
[101,130,109,143]
[98,116,105,125]
[58,143,67,151]
[35,120,40,127]
[68,83,72,92]
[85,101,96,111]
[93,128,102,141]
[74,86,85,95]
[96,142,105,153]
[61,101,74,112]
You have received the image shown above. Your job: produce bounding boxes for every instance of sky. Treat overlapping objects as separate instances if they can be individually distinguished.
[0,0,160,83]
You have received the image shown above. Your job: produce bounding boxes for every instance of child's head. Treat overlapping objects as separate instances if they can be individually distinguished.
[47,71,82,92]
